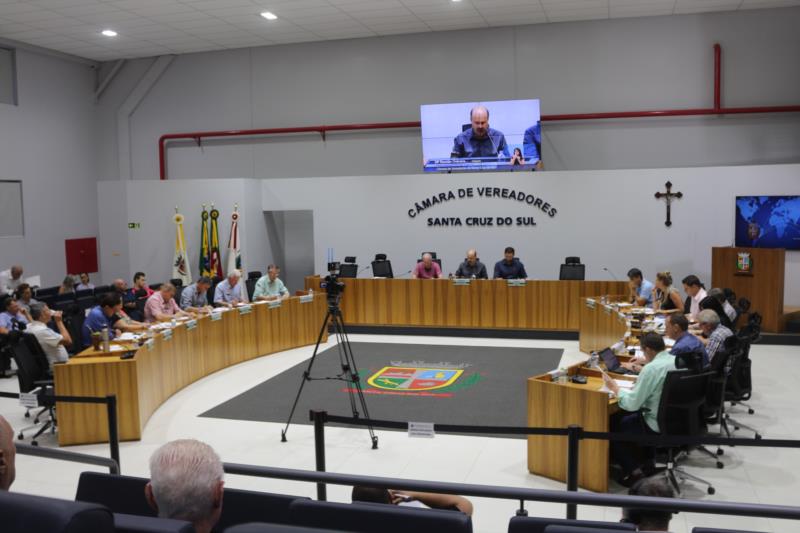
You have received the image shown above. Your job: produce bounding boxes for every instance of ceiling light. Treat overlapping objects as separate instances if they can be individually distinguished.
[101,29,117,37]
[260,11,278,20]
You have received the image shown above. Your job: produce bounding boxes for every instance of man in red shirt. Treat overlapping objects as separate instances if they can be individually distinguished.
[412,253,441,279]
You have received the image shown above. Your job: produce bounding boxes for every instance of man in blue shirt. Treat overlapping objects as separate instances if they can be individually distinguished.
[0,297,30,333]
[522,121,542,165]
[213,270,247,306]
[493,247,527,279]
[627,268,654,306]
[451,105,510,159]
[666,313,708,368]
[81,293,122,348]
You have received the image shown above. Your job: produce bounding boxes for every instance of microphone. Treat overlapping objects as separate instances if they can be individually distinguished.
[396,270,413,278]
[602,267,619,281]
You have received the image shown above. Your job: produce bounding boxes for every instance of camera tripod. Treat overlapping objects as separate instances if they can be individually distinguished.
[280,293,378,449]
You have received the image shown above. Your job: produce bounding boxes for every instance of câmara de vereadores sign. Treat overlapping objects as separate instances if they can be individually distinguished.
[407,187,557,227]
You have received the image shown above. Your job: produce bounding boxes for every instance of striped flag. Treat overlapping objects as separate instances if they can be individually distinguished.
[209,205,224,279]
[172,208,192,285]
[226,205,242,276]
[199,205,211,277]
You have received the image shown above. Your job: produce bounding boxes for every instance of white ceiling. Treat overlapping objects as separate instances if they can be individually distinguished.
[0,0,798,62]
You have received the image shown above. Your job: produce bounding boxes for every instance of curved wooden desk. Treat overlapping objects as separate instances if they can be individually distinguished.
[54,295,327,446]
[305,277,626,331]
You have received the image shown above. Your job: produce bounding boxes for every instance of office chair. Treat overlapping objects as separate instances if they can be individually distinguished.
[656,369,716,495]
[683,296,692,315]
[248,271,262,280]
[245,277,258,300]
[9,332,57,445]
[148,283,162,291]
[371,254,393,278]
[34,286,60,299]
[74,288,93,299]
[704,336,742,459]
[699,296,734,330]
[564,256,580,265]
[722,324,761,439]
[169,278,184,289]
[93,284,114,296]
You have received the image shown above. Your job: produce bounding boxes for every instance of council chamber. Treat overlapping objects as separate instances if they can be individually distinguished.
[1,3,800,533]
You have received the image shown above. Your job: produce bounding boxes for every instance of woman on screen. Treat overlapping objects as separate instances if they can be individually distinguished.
[510,147,525,167]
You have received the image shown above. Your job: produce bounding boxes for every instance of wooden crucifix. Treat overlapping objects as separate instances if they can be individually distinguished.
[654,181,683,227]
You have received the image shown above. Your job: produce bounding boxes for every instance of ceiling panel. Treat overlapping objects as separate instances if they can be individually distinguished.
[0,0,795,61]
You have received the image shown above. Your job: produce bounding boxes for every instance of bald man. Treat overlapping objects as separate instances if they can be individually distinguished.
[0,415,16,491]
[455,249,488,279]
[451,105,509,159]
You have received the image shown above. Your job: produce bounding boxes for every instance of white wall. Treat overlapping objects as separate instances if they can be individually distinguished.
[0,49,97,287]
[260,164,800,306]
[97,164,800,306]
[98,7,800,181]
[96,179,271,287]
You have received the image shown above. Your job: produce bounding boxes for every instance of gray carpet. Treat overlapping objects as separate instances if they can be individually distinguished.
[200,342,563,438]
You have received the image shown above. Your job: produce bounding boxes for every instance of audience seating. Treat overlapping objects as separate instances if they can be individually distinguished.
[75,288,93,299]
[114,513,194,533]
[0,490,114,533]
[287,499,472,533]
[692,527,761,533]
[76,471,309,531]
[225,524,340,532]
[34,285,60,299]
[507,516,635,533]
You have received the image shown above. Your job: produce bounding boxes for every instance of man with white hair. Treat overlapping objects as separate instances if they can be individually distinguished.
[145,439,224,533]
[696,309,734,364]
[213,270,246,307]
[144,283,190,323]
[1,265,24,295]
[0,415,16,491]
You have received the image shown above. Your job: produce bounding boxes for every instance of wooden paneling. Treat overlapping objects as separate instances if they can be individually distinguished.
[711,246,785,333]
[306,277,627,331]
[54,296,327,446]
[578,297,629,353]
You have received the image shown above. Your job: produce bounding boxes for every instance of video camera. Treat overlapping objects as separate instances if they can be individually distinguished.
[321,261,345,305]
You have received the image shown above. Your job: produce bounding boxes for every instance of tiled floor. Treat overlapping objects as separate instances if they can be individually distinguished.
[1,334,799,533]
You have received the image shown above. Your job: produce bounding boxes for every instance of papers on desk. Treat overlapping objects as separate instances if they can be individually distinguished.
[615,379,635,390]
[108,344,128,352]
[117,332,139,341]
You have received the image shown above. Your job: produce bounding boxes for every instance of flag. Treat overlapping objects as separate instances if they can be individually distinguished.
[226,205,242,276]
[172,208,192,285]
[199,205,211,278]
[209,205,223,279]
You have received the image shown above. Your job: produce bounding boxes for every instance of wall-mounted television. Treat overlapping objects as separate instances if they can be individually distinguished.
[735,195,800,250]
[421,99,541,173]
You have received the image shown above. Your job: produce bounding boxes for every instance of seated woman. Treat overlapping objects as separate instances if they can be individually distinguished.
[58,275,75,295]
[651,271,682,311]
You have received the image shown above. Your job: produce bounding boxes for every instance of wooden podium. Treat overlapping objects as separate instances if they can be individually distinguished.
[711,247,785,333]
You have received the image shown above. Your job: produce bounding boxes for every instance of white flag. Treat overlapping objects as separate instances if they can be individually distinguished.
[172,210,192,285]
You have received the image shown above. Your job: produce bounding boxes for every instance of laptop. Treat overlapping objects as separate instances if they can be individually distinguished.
[599,347,637,375]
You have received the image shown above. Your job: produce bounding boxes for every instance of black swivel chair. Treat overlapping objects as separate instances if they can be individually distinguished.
[508,515,635,532]
[559,256,585,281]
[246,277,258,301]
[371,254,394,278]
[339,256,359,278]
[8,332,57,445]
[0,490,114,533]
[722,320,761,439]
[699,296,734,330]
[705,335,743,456]
[248,271,262,280]
[169,278,184,289]
[656,369,716,495]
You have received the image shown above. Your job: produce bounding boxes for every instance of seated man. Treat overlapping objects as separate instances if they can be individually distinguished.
[14,283,38,313]
[145,283,190,323]
[214,270,246,306]
[27,303,72,370]
[682,274,707,320]
[0,297,31,333]
[0,414,16,491]
[696,309,734,364]
[1,265,24,296]
[621,476,675,531]
[603,333,675,486]
[412,253,442,279]
[146,439,224,533]
[253,265,290,301]
[627,268,654,306]
[180,276,214,312]
[708,287,737,324]
[455,249,487,279]
[76,272,94,291]
[450,105,509,159]
[493,246,527,279]
[666,313,708,368]
[81,293,123,348]
[352,486,473,516]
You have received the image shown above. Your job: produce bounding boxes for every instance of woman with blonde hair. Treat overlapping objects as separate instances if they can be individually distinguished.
[652,271,682,311]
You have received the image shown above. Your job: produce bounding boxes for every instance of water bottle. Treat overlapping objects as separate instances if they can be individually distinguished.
[589,351,599,369]
[558,367,569,384]
[101,327,110,352]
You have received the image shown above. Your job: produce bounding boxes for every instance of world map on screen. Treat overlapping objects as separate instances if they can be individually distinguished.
[735,196,800,250]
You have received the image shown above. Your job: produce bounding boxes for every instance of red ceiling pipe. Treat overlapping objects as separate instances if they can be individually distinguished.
[714,42,722,111]
[158,44,800,180]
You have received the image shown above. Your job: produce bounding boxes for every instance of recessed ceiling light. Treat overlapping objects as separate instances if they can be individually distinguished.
[260,11,278,20]
[101,29,117,37]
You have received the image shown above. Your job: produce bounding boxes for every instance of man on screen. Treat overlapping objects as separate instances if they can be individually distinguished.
[523,121,544,170]
[451,105,510,159]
